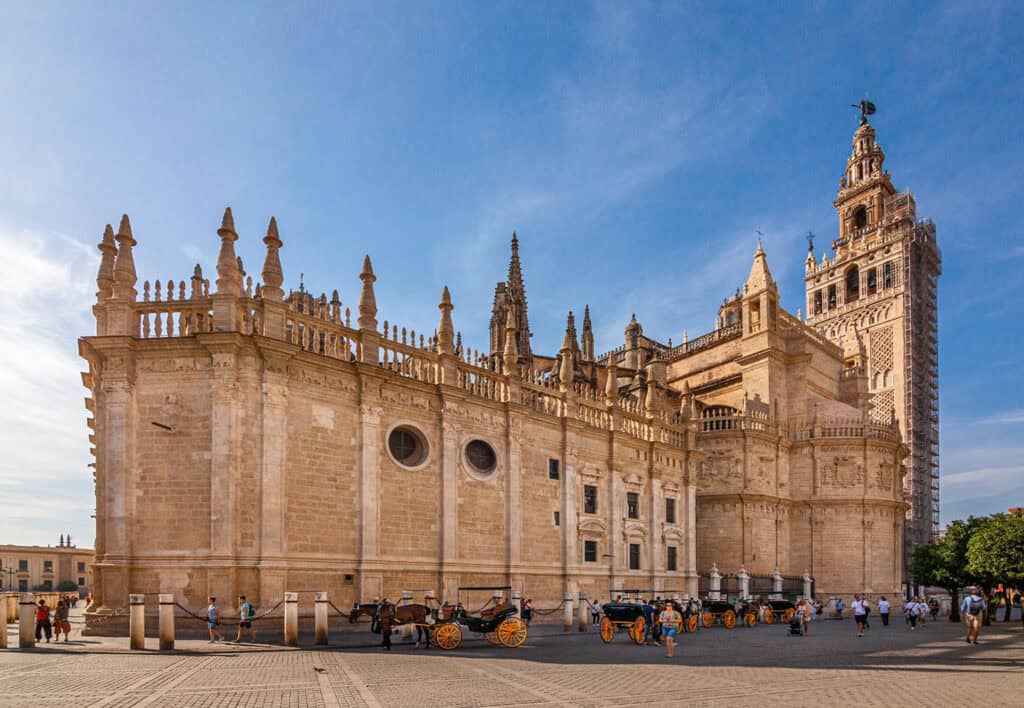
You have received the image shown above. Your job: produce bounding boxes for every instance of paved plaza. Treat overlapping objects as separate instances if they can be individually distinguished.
[1,611,1022,707]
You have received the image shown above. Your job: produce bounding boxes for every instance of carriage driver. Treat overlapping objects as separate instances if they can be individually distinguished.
[658,602,683,658]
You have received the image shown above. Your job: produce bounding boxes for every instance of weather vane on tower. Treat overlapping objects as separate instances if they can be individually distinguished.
[851,97,877,125]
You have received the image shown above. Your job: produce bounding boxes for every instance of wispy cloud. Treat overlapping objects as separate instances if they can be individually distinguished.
[0,225,97,545]
[977,409,1024,425]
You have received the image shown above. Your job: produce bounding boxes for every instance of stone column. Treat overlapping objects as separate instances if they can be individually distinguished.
[207,342,239,567]
[99,376,134,610]
[258,346,291,563]
[284,592,299,647]
[129,594,145,650]
[686,475,698,598]
[737,565,750,599]
[0,596,6,649]
[440,414,459,595]
[562,593,574,632]
[314,592,329,646]
[577,592,588,632]
[511,591,522,619]
[770,567,783,600]
[709,564,721,600]
[19,594,35,648]
[357,398,383,601]
[158,593,175,651]
[561,446,579,591]
[505,418,523,584]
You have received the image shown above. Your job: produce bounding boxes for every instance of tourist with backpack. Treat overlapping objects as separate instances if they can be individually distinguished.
[207,596,223,643]
[235,595,256,643]
[961,587,986,645]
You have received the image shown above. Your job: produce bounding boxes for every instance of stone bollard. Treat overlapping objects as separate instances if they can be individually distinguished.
[0,595,6,649]
[511,591,521,618]
[6,593,17,624]
[709,563,722,600]
[578,592,588,632]
[562,593,574,632]
[770,567,783,601]
[737,565,750,600]
[129,594,145,650]
[284,592,299,647]
[314,592,329,646]
[19,594,35,648]
[158,594,175,651]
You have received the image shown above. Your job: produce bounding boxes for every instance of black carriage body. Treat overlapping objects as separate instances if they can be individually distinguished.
[460,604,517,634]
[601,602,645,623]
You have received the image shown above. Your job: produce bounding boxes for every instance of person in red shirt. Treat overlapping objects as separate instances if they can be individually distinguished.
[35,599,52,642]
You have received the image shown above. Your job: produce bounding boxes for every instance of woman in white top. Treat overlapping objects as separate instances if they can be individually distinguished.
[852,594,867,637]
[878,596,891,626]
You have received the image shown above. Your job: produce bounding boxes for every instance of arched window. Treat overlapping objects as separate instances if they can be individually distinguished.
[854,206,867,229]
[845,266,860,303]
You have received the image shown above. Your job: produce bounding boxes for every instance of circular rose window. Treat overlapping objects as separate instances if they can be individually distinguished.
[464,439,497,475]
[387,426,428,468]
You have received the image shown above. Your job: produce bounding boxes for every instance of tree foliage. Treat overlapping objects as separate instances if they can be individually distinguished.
[56,580,79,592]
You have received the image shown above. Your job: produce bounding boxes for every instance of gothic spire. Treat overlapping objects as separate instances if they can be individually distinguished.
[502,307,518,376]
[358,255,378,331]
[113,214,137,300]
[261,216,284,300]
[437,285,454,355]
[744,241,775,294]
[96,223,116,301]
[581,304,594,361]
[215,207,242,294]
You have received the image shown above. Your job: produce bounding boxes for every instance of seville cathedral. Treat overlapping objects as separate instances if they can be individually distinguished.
[78,117,939,629]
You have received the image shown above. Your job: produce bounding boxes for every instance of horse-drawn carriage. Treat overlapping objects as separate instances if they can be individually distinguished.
[599,601,646,644]
[760,599,797,625]
[349,585,526,651]
[699,599,740,629]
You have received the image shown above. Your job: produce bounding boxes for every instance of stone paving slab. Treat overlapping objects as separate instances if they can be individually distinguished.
[1,616,1021,707]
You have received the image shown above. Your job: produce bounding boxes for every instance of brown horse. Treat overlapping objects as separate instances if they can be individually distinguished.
[377,602,434,650]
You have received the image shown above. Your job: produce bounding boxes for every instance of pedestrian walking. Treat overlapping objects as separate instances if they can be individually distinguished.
[929,597,940,622]
[852,594,867,637]
[53,600,70,642]
[906,598,919,630]
[658,602,682,658]
[520,598,533,625]
[796,599,812,636]
[207,596,223,642]
[590,599,600,627]
[35,599,52,642]
[641,599,656,645]
[961,587,986,645]
[862,597,871,630]
[235,595,256,642]
[835,597,845,620]
[878,596,890,626]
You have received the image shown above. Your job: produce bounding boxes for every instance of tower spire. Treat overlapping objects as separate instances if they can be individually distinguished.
[96,224,116,301]
[261,216,284,301]
[113,214,137,300]
[502,307,518,376]
[581,304,594,361]
[215,207,242,294]
[437,285,454,355]
[358,255,378,331]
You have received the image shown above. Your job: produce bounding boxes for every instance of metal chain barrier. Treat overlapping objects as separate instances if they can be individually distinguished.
[326,600,350,618]
[174,598,284,628]
[68,607,129,626]
[531,599,568,616]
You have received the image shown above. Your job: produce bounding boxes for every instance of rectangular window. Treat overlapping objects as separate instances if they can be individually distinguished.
[583,485,598,514]
[627,492,639,519]
[18,580,27,592]
[866,268,877,294]
[628,543,641,570]
[584,540,598,563]
[667,546,678,572]
[665,498,676,524]
[78,562,86,573]
[78,577,85,586]
[827,284,837,309]
[18,560,27,572]
[553,511,560,526]
[43,560,53,572]
[813,290,823,314]
[883,262,894,289]
[548,459,560,480]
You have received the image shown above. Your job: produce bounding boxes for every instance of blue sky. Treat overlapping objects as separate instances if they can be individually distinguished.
[0,1,1021,547]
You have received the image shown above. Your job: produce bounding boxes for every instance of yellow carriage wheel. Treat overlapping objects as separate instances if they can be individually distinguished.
[632,617,646,645]
[763,609,774,625]
[745,612,757,628]
[783,608,797,623]
[599,616,615,644]
[701,611,713,628]
[686,614,698,633]
[434,622,462,650]
[497,617,528,648]
[484,631,501,646]
[723,610,736,629]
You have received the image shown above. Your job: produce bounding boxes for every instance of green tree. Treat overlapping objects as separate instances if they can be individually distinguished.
[911,517,986,621]
[56,580,79,592]
[967,512,1024,622]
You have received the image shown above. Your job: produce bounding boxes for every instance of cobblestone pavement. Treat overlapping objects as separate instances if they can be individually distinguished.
[2,613,1022,707]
